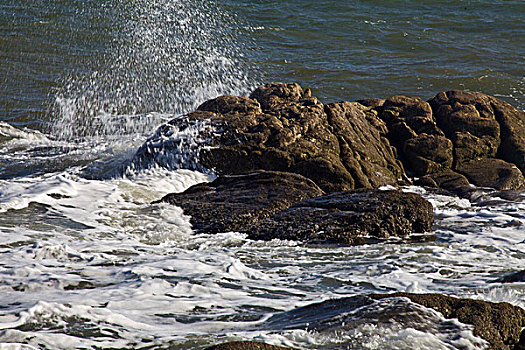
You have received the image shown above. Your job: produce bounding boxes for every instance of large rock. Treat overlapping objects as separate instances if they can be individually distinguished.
[158,171,433,245]
[132,83,525,193]
[205,341,293,350]
[177,82,404,192]
[157,171,324,234]
[248,189,434,244]
[403,134,453,175]
[371,293,525,350]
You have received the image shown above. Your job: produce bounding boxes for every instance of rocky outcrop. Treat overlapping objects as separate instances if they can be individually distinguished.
[205,341,293,350]
[247,189,434,244]
[364,89,525,192]
[134,83,525,194]
[158,171,433,245]
[171,83,405,193]
[371,293,525,350]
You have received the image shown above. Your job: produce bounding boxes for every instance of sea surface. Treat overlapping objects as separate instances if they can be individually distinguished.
[1,1,524,349]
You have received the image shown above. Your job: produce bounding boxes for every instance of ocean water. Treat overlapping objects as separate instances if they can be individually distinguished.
[1,1,524,349]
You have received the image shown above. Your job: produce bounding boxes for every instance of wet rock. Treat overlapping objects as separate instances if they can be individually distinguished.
[323,101,405,189]
[415,169,472,197]
[205,341,294,350]
[134,83,525,193]
[247,189,434,245]
[491,97,525,175]
[457,158,525,190]
[381,95,442,137]
[159,171,433,245]
[371,292,525,350]
[171,82,403,192]
[265,293,525,350]
[495,270,525,283]
[157,171,324,234]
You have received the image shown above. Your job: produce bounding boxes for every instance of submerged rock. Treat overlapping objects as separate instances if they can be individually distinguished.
[205,341,293,350]
[158,171,433,245]
[371,293,525,350]
[264,293,525,350]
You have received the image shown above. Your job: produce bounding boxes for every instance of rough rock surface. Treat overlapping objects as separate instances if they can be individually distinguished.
[248,189,434,244]
[180,82,404,192]
[371,293,525,350]
[157,171,324,234]
[457,158,525,190]
[205,341,293,350]
[136,83,525,195]
[159,172,434,244]
[263,293,525,350]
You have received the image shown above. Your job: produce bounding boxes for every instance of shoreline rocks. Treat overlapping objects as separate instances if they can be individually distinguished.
[135,82,525,197]
[139,82,525,245]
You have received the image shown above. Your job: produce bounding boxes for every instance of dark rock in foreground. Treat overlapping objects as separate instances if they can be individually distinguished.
[205,341,293,350]
[371,293,525,350]
[158,171,433,245]
[264,293,525,350]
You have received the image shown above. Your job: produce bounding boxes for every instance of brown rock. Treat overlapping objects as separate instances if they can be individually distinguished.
[248,189,434,245]
[429,90,501,165]
[324,101,405,189]
[371,292,525,350]
[205,341,294,350]
[381,95,442,138]
[180,83,403,192]
[415,169,472,197]
[403,134,453,175]
[491,98,525,175]
[457,158,525,190]
[156,171,324,234]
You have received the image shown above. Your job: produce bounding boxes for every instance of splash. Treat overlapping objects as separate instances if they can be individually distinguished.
[51,0,257,143]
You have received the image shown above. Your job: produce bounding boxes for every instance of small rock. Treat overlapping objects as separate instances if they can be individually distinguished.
[205,341,294,350]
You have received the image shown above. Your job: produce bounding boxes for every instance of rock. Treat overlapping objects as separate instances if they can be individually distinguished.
[247,189,434,245]
[403,134,453,176]
[169,82,403,192]
[323,101,405,189]
[429,90,501,167]
[495,270,525,283]
[158,171,433,245]
[457,158,525,190]
[157,171,324,234]
[491,98,525,175]
[415,169,472,197]
[264,293,525,350]
[371,293,525,350]
[381,95,442,137]
[205,341,293,350]
[133,83,525,193]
